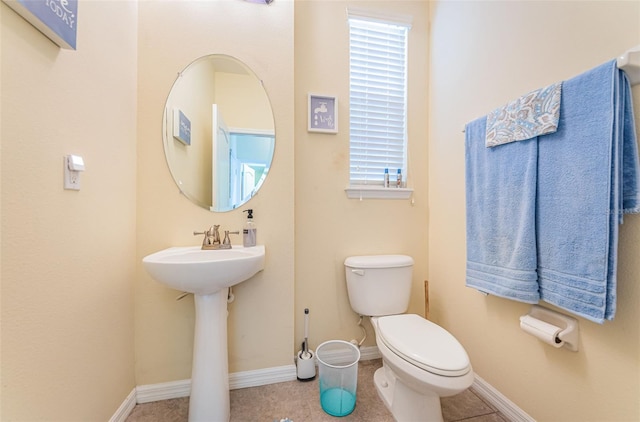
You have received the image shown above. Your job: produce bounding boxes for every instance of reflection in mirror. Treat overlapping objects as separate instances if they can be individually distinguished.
[163,55,275,212]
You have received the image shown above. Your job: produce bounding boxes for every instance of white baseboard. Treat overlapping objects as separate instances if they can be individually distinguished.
[359,345,382,360]
[230,364,297,389]
[472,374,536,422]
[134,364,297,405]
[112,346,532,422]
[136,378,191,404]
[108,388,137,422]
[310,344,380,365]
[122,346,380,413]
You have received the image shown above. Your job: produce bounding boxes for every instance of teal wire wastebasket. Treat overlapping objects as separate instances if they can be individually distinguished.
[316,340,360,417]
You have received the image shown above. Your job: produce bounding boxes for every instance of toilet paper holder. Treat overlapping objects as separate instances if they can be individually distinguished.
[520,305,579,352]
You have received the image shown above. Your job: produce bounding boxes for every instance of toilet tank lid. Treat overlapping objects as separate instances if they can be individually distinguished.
[345,255,414,269]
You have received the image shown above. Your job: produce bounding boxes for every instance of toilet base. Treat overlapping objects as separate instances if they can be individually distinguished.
[374,365,444,422]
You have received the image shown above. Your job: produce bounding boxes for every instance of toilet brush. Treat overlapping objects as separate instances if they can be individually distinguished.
[296,308,316,381]
[303,308,311,358]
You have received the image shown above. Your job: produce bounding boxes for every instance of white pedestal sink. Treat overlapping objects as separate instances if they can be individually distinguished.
[143,245,265,422]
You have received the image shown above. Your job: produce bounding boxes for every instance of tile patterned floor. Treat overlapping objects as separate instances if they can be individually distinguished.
[126,359,508,422]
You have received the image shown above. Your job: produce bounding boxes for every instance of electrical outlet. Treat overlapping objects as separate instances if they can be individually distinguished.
[63,156,81,190]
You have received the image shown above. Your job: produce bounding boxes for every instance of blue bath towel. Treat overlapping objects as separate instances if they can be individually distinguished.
[465,116,540,303]
[465,60,640,323]
[537,60,640,323]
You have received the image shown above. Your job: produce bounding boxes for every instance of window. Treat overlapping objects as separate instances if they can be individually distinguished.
[348,14,410,188]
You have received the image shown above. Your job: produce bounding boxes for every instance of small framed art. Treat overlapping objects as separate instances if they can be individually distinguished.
[308,94,338,134]
[173,108,192,145]
[2,0,78,49]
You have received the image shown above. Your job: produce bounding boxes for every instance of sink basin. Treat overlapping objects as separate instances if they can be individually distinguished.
[143,245,265,295]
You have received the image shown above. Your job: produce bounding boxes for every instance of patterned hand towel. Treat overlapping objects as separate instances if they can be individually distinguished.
[485,82,562,147]
[536,60,640,323]
[465,116,539,303]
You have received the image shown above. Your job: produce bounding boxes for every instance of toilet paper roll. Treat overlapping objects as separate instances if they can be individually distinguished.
[519,315,563,348]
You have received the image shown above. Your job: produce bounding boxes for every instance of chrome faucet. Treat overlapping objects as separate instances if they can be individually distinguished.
[193,225,221,250]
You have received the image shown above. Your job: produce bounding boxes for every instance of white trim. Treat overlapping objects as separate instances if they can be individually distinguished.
[132,364,296,405]
[345,185,413,200]
[228,127,275,136]
[108,388,137,422]
[347,6,413,28]
[111,348,532,422]
[472,374,536,422]
[359,345,382,360]
[121,350,377,412]
[313,342,374,366]
[230,364,297,389]
[136,379,191,404]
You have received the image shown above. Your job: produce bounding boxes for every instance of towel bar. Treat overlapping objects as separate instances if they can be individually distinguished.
[462,45,640,133]
[617,45,640,86]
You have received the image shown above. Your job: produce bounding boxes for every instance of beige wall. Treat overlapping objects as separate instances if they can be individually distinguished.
[136,0,294,383]
[294,0,430,349]
[216,72,274,130]
[3,1,639,421]
[429,1,640,421]
[0,1,138,420]
[136,0,428,390]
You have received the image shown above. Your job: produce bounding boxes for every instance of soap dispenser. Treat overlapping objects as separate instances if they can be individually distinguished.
[243,209,257,247]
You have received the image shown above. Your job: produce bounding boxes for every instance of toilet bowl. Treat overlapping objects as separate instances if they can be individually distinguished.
[372,314,474,421]
[344,255,474,422]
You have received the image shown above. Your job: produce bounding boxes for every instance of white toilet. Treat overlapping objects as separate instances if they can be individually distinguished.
[344,255,474,422]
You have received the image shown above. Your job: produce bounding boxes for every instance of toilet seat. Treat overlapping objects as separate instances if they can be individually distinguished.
[377,314,471,377]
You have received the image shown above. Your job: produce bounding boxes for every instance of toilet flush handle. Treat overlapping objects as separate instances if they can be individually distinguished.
[351,269,365,276]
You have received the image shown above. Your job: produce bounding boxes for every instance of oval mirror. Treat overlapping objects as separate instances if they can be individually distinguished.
[162,55,275,212]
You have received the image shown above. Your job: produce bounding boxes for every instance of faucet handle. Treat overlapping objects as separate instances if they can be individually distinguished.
[222,230,240,247]
[194,225,220,237]
[193,226,211,236]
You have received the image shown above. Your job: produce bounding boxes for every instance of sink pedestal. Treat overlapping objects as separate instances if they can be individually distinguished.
[189,290,230,422]
[142,245,265,422]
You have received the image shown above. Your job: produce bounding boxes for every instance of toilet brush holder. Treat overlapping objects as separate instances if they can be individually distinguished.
[296,350,316,381]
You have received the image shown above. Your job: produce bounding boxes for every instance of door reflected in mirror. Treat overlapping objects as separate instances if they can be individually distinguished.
[163,55,275,212]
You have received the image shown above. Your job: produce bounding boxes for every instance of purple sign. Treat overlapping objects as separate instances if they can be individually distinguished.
[308,94,338,133]
[173,109,192,146]
[3,0,78,50]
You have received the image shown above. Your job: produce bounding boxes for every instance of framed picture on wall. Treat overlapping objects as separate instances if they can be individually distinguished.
[173,108,192,145]
[2,0,78,49]
[308,94,338,134]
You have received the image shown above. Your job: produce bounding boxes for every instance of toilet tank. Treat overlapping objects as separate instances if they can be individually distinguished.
[344,255,414,316]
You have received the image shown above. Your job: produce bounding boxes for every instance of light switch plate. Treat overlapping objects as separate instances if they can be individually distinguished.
[63,156,81,190]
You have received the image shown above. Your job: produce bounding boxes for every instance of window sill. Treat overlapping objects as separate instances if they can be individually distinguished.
[345,185,413,200]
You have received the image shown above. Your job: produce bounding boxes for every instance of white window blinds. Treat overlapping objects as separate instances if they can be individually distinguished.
[349,16,409,185]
